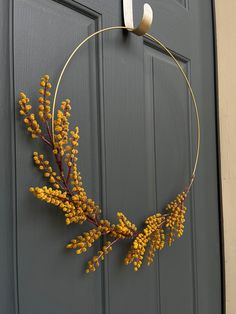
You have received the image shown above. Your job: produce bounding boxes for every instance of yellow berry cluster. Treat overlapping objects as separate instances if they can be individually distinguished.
[65,127,79,167]
[38,75,52,122]
[110,212,137,239]
[71,193,100,221]
[19,92,42,138]
[145,213,165,265]
[165,192,187,246]
[33,152,61,189]
[86,241,113,273]
[69,160,101,220]
[70,163,82,192]
[66,220,111,254]
[29,186,86,225]
[124,213,165,271]
[30,186,67,204]
[53,99,71,156]
[124,232,149,271]
[147,228,165,266]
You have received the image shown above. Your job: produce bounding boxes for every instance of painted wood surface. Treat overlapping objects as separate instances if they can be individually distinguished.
[0,0,222,313]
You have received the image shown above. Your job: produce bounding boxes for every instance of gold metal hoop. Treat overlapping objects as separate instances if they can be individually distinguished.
[52,26,200,191]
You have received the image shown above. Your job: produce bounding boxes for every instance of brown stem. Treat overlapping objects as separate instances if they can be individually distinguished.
[45,120,53,142]
[43,160,64,191]
[96,238,120,263]
[185,174,195,194]
[42,84,72,194]
[40,135,53,148]
[40,116,100,227]
[45,118,73,197]
[86,216,99,227]
[54,153,73,196]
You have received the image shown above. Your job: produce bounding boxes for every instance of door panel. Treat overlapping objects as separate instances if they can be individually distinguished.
[0,0,222,313]
[144,45,195,313]
[14,1,103,314]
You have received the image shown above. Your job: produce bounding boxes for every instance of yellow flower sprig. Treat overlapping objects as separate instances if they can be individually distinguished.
[66,220,111,254]
[19,92,42,139]
[147,228,165,266]
[32,152,62,189]
[65,126,79,168]
[53,99,71,156]
[18,75,189,274]
[29,186,87,225]
[86,240,116,273]
[110,212,137,239]
[124,213,166,271]
[165,192,187,246]
[38,75,52,123]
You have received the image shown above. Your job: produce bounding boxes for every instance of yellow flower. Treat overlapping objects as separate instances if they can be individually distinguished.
[165,192,187,246]
[37,75,52,122]
[53,99,72,156]
[18,93,41,138]
[86,241,113,273]
[110,212,137,239]
[30,186,87,225]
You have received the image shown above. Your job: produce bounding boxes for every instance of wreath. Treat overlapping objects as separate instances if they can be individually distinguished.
[18,27,200,274]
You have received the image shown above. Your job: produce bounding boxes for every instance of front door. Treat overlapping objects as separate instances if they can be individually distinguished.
[0,0,222,313]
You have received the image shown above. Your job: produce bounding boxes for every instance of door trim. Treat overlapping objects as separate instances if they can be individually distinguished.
[213,1,236,313]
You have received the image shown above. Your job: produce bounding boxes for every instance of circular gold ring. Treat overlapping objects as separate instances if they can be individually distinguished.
[52,26,200,191]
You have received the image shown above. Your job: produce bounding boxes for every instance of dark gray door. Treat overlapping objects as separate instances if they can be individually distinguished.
[0,0,222,313]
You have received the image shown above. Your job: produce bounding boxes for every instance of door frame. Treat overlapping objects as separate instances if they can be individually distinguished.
[213,0,235,313]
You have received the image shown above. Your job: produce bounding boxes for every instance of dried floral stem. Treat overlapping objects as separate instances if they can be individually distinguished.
[19,75,189,273]
[40,134,53,148]
[97,238,120,262]
[44,118,74,197]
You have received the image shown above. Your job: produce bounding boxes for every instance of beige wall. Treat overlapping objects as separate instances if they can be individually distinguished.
[214,1,236,313]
